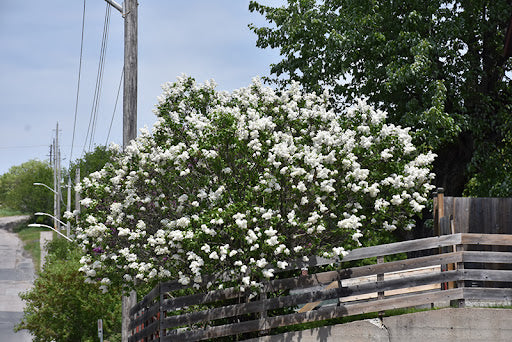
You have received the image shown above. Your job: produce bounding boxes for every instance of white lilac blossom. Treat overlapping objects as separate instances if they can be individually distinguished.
[75,75,435,292]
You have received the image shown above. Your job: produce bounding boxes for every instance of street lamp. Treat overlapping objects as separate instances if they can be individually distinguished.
[33,182,65,204]
[33,182,63,232]
[28,224,73,242]
[34,212,68,227]
[33,182,57,194]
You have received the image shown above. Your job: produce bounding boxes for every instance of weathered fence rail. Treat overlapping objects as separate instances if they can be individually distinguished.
[128,233,512,342]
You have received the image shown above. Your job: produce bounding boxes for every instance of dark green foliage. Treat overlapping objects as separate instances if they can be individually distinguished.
[15,239,122,342]
[0,160,53,213]
[250,0,512,196]
[69,145,115,181]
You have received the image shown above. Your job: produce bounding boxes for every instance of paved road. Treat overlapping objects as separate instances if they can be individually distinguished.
[0,216,33,342]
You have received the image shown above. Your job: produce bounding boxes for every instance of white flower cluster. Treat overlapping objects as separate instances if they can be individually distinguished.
[75,75,435,292]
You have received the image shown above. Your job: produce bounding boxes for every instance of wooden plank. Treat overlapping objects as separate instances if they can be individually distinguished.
[128,302,160,329]
[281,255,339,271]
[461,233,512,246]
[293,266,441,304]
[154,249,495,309]
[342,234,462,261]
[462,251,512,264]
[498,198,512,235]
[463,287,512,301]
[160,279,189,293]
[339,253,460,280]
[128,319,159,342]
[130,284,160,316]
[341,270,459,296]
[175,266,435,317]
[377,256,384,304]
[163,289,464,342]
[453,197,470,234]
[461,269,512,282]
[157,234,504,307]
[338,265,441,302]
[297,280,339,313]
[161,271,460,330]
[339,283,441,302]
[161,285,350,329]
[162,286,242,311]
[161,253,460,311]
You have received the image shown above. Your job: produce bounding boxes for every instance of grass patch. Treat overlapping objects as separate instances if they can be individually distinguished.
[15,224,54,269]
[0,207,26,217]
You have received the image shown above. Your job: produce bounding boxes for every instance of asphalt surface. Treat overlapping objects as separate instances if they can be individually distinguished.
[0,216,34,342]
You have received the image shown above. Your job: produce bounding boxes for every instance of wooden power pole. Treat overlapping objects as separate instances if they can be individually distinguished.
[105,0,138,146]
[104,1,138,341]
[123,0,137,147]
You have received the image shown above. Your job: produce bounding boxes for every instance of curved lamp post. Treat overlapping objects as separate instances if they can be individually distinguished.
[34,212,68,227]
[28,223,73,242]
[33,182,64,232]
[33,182,65,204]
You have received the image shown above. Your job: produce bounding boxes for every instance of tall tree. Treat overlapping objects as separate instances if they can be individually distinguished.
[69,145,116,182]
[250,0,512,196]
[0,160,53,213]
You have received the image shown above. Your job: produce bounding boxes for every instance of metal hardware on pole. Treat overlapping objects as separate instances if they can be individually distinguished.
[104,0,122,12]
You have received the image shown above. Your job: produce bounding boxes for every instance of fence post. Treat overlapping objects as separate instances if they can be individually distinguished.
[259,290,268,336]
[377,256,385,318]
[454,243,465,308]
[122,291,137,342]
[158,283,163,341]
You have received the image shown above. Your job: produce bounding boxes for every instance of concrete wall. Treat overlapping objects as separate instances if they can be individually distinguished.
[249,308,512,342]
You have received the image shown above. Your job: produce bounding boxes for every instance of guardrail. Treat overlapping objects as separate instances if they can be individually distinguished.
[128,233,512,342]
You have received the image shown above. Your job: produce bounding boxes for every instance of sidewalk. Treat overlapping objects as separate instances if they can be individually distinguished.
[0,216,34,342]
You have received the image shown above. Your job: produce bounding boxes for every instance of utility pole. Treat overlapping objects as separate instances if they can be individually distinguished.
[123,0,138,147]
[66,177,71,237]
[50,141,57,230]
[75,168,81,214]
[56,122,61,233]
[105,0,138,146]
[104,1,138,341]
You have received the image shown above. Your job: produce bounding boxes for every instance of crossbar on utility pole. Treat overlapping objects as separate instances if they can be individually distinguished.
[105,0,122,13]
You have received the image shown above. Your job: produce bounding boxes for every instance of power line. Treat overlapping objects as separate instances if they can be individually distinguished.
[82,3,111,155]
[90,3,111,150]
[106,66,123,146]
[69,0,87,169]
[0,144,52,150]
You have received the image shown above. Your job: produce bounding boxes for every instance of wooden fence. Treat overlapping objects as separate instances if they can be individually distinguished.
[128,233,512,342]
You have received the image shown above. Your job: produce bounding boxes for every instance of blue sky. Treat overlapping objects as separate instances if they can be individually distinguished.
[0,0,285,175]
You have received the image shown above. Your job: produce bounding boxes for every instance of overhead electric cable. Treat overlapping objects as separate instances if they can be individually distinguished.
[106,67,124,146]
[69,0,87,169]
[82,3,111,155]
[90,4,111,149]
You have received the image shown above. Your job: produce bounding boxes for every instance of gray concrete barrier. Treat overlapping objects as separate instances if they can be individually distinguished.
[250,308,512,342]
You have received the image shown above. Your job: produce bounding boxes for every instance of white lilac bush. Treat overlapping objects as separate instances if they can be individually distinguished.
[73,75,436,292]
